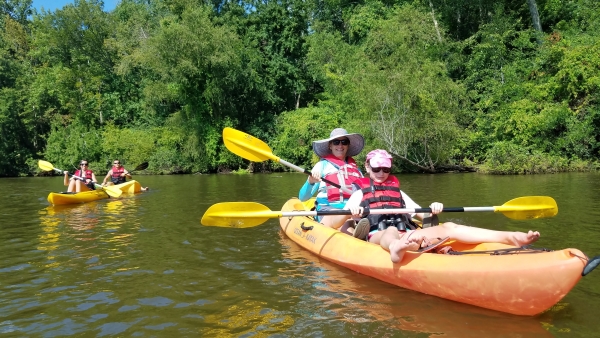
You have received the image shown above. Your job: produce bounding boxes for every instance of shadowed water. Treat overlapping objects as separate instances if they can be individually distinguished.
[1,172,599,337]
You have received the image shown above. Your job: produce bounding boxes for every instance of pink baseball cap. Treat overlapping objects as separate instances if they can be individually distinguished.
[366,149,392,168]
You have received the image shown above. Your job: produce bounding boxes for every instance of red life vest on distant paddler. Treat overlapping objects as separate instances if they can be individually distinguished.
[353,176,418,232]
[322,154,362,203]
[111,166,126,184]
[75,169,93,180]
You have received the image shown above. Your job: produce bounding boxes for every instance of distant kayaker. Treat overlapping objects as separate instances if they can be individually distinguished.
[298,128,366,237]
[102,159,131,186]
[327,149,541,262]
[63,160,98,192]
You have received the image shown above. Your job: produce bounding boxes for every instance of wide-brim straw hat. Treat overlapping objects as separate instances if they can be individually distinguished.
[312,128,365,158]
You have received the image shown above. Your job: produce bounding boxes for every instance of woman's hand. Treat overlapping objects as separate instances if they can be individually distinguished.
[308,170,321,184]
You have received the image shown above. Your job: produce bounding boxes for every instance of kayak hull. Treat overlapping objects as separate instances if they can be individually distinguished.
[47,190,109,205]
[117,180,142,194]
[47,180,143,205]
[279,198,586,316]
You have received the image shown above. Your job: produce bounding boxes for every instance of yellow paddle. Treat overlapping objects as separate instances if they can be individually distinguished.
[223,127,352,194]
[201,196,558,228]
[38,160,123,198]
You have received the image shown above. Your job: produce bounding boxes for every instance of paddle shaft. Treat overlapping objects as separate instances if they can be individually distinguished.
[128,162,149,173]
[277,207,497,218]
[280,159,352,194]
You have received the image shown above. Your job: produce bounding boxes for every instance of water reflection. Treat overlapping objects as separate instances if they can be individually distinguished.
[278,232,553,338]
[37,199,145,282]
[39,198,141,242]
[200,298,295,337]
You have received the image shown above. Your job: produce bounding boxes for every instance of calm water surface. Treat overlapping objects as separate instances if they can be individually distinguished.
[1,172,600,337]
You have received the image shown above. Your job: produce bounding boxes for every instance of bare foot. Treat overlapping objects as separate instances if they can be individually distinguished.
[510,230,540,246]
[389,239,411,263]
[389,235,423,263]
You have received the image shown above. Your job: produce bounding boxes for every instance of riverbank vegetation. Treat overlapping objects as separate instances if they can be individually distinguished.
[1,0,598,176]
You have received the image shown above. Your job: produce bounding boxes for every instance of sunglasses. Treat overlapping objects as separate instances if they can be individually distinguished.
[80,163,88,166]
[113,162,120,164]
[371,167,391,173]
[331,139,350,146]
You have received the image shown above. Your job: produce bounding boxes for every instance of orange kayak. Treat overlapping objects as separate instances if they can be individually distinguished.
[47,180,143,205]
[279,198,587,316]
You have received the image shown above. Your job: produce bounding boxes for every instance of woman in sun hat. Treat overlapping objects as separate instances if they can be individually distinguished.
[298,128,365,234]
[323,149,540,260]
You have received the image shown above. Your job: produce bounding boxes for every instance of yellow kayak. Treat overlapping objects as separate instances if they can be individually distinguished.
[47,180,142,205]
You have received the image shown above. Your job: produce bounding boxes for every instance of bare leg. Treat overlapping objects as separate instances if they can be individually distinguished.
[371,222,540,263]
[320,214,351,229]
[339,220,355,235]
[419,222,540,247]
[67,179,77,192]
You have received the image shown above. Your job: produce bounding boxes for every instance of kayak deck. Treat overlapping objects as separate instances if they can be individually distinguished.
[279,198,586,316]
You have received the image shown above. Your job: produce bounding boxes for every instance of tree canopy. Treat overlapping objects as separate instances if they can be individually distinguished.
[0,0,598,176]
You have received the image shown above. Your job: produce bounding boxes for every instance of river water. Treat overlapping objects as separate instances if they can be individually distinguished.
[1,172,599,337]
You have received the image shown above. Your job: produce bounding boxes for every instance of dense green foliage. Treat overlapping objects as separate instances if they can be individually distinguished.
[0,0,598,176]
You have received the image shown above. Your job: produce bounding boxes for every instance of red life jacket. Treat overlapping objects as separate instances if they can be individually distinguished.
[354,176,403,209]
[111,166,126,184]
[322,154,363,203]
[75,169,93,180]
[353,176,417,231]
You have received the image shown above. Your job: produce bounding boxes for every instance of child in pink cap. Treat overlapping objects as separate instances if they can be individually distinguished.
[366,149,392,168]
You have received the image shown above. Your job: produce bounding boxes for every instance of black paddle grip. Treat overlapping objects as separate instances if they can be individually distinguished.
[303,169,343,189]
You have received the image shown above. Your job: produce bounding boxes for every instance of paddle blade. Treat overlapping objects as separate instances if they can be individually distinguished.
[38,160,56,172]
[133,162,149,171]
[201,202,280,228]
[223,127,278,163]
[102,185,123,198]
[496,196,558,220]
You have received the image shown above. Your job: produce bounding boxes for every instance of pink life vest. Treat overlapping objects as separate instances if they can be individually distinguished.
[322,154,363,203]
[75,169,93,180]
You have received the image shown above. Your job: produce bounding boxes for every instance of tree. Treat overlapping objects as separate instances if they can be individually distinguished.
[307,4,466,172]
